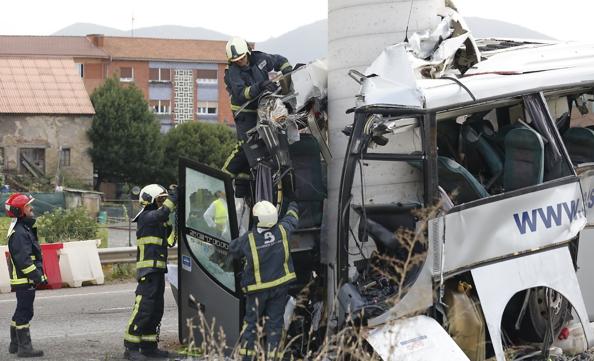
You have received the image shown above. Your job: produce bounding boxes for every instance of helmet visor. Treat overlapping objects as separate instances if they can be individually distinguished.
[230,52,247,62]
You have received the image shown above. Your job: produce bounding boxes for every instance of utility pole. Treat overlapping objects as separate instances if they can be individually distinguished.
[131,14,135,37]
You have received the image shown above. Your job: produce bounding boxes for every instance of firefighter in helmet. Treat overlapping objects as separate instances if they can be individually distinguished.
[123,184,177,361]
[222,37,293,180]
[5,193,46,358]
[229,200,299,360]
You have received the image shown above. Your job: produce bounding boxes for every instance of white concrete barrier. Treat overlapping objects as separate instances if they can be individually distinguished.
[59,239,105,288]
[0,245,11,293]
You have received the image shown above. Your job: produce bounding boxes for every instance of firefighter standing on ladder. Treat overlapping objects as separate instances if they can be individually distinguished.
[5,193,46,358]
[229,200,299,360]
[123,184,177,361]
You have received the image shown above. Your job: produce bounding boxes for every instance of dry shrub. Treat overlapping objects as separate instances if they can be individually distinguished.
[181,203,447,360]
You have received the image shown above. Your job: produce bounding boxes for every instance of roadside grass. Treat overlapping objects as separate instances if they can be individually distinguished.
[103,263,136,283]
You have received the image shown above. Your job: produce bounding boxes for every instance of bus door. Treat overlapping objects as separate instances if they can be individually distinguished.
[177,158,242,349]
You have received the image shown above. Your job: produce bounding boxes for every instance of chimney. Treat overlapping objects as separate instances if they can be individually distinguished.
[86,34,105,48]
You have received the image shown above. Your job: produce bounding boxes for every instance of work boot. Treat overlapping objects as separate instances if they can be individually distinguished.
[9,325,17,354]
[141,346,170,359]
[124,348,147,361]
[15,327,43,358]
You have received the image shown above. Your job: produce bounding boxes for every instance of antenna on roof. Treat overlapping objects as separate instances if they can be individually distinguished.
[403,0,415,43]
[131,14,135,37]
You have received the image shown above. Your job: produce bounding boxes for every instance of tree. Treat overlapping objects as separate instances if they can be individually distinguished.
[159,122,236,185]
[88,77,163,189]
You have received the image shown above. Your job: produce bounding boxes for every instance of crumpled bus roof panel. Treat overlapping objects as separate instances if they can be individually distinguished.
[357,7,594,113]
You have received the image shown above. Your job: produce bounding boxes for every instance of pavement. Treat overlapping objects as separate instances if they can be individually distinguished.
[0,282,179,361]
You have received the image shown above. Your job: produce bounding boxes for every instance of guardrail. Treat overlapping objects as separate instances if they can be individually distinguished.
[98,246,178,264]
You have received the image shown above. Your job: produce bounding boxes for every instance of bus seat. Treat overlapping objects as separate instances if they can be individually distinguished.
[563,127,594,165]
[437,156,490,204]
[462,125,503,188]
[504,127,544,191]
[409,156,489,204]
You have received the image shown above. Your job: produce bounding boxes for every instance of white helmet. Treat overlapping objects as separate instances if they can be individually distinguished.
[226,37,251,62]
[253,201,278,228]
[139,184,168,206]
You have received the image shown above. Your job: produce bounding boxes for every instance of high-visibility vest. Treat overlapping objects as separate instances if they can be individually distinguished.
[213,198,227,230]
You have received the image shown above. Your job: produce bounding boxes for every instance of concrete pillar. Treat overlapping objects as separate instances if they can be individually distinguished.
[326,0,445,293]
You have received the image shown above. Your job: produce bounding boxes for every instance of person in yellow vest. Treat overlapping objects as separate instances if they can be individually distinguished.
[203,191,229,238]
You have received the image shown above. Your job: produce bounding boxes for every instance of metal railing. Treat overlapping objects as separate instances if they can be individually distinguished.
[98,246,178,264]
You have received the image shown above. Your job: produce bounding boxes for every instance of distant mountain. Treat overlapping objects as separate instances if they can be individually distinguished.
[257,20,327,65]
[52,21,325,64]
[52,17,553,66]
[53,22,230,41]
[466,17,555,40]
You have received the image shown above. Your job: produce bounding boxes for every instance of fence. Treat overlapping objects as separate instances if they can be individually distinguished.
[100,198,142,247]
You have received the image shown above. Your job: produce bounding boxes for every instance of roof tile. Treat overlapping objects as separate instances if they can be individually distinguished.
[0,57,95,115]
[0,36,109,58]
[101,36,228,63]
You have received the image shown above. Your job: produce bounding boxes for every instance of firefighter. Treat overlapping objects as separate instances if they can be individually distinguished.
[229,200,299,360]
[222,37,293,179]
[123,184,177,361]
[203,190,228,238]
[5,193,46,358]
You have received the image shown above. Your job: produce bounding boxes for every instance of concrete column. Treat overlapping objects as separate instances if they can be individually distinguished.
[326,0,445,293]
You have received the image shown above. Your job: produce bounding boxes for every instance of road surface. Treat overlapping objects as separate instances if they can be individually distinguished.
[0,282,179,360]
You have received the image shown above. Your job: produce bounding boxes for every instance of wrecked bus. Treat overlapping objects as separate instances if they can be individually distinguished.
[175,11,594,360]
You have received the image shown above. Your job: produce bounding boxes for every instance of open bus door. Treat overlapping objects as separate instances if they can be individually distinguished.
[177,158,243,347]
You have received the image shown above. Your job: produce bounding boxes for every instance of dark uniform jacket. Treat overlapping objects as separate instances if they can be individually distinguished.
[224,51,291,113]
[229,202,299,294]
[7,217,46,289]
[134,199,176,280]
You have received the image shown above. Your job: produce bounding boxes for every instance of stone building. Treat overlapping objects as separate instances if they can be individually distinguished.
[0,57,95,186]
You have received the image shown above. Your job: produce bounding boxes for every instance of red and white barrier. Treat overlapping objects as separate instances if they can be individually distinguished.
[59,239,105,288]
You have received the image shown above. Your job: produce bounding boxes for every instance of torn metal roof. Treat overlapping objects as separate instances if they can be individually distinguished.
[0,57,95,115]
[356,7,594,114]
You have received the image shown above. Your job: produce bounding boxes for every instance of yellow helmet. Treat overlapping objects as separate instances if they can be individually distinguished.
[253,201,278,228]
[226,37,251,62]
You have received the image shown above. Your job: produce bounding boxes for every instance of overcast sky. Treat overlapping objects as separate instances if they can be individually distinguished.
[454,0,594,42]
[0,0,327,41]
[2,1,592,43]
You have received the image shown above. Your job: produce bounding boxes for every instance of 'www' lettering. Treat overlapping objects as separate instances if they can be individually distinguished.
[513,199,582,234]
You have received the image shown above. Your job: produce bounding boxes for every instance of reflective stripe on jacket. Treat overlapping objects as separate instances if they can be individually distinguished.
[229,202,299,293]
[134,199,175,280]
[224,51,291,112]
[7,218,45,288]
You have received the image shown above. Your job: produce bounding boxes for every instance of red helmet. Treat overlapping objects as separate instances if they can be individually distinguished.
[5,193,34,218]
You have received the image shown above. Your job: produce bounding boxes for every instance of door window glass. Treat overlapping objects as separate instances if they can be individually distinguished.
[184,167,234,291]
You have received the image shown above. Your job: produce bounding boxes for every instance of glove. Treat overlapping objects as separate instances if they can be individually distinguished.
[40,274,48,286]
[29,269,43,285]
[260,80,278,93]
[281,66,293,75]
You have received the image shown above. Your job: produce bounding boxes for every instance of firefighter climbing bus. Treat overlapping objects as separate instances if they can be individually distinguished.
[174,9,594,361]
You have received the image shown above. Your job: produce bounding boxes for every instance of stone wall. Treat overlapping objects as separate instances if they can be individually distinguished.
[0,114,94,186]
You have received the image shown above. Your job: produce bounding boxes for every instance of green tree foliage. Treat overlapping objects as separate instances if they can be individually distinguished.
[36,207,98,243]
[88,77,163,189]
[159,122,236,184]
